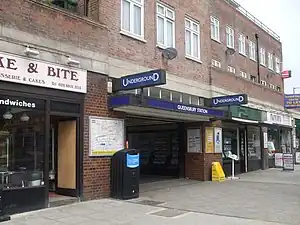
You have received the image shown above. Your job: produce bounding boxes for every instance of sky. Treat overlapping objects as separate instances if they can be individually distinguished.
[236,0,300,94]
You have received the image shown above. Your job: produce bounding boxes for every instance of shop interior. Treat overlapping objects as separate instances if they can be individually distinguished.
[0,103,79,206]
[125,116,185,184]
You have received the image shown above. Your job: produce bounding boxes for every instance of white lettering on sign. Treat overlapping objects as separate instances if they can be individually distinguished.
[213,95,244,105]
[0,52,87,93]
[122,72,160,87]
[177,104,208,114]
[0,99,36,108]
[265,112,292,126]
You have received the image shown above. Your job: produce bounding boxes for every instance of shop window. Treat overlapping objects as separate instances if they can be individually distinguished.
[182,94,191,104]
[280,129,292,153]
[171,91,181,103]
[149,87,161,98]
[0,100,45,190]
[50,101,80,114]
[161,89,171,101]
[222,129,238,160]
[247,126,261,160]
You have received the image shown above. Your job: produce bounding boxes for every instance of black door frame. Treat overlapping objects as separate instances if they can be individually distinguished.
[0,82,84,208]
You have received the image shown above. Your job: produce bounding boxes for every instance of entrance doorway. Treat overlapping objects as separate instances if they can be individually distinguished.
[125,116,185,184]
[49,115,79,201]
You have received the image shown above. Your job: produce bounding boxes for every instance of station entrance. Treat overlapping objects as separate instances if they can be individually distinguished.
[125,116,185,184]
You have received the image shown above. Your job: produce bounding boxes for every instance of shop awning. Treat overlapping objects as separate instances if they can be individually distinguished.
[232,117,259,124]
[108,94,229,122]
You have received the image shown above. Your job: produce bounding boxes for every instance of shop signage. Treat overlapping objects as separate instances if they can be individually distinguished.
[211,94,248,107]
[214,127,222,153]
[113,69,166,91]
[283,153,294,171]
[0,98,36,108]
[265,112,292,127]
[0,51,87,93]
[146,99,225,117]
[205,127,214,153]
[284,94,300,108]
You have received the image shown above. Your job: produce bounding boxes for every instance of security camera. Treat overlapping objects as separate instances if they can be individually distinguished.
[67,57,80,66]
[24,47,39,56]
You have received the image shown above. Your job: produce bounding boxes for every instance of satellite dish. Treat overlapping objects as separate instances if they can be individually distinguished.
[225,47,235,55]
[162,47,178,60]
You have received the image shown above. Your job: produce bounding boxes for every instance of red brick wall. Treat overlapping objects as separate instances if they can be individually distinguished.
[0,0,108,54]
[210,0,284,105]
[99,0,212,84]
[83,72,124,200]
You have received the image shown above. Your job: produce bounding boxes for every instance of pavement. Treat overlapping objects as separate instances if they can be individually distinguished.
[2,166,300,225]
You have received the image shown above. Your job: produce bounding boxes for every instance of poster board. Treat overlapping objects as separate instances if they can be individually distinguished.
[89,116,125,157]
[214,127,222,153]
[295,152,300,164]
[274,153,283,168]
[283,153,294,171]
[187,128,202,153]
[205,127,214,153]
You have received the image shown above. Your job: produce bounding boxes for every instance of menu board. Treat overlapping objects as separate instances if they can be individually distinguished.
[89,116,124,157]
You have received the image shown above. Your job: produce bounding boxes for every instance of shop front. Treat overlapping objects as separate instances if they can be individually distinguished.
[261,111,293,168]
[0,51,87,214]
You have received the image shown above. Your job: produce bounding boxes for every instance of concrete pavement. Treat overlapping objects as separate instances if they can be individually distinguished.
[2,166,300,225]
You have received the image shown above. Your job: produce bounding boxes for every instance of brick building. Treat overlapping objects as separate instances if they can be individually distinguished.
[0,0,298,214]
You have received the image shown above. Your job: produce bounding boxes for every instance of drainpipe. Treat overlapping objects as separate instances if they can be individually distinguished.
[255,34,260,83]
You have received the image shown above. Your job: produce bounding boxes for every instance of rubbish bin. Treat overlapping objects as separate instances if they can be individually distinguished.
[111,149,140,200]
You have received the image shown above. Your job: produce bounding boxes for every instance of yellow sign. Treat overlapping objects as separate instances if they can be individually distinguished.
[212,162,225,182]
[205,127,214,153]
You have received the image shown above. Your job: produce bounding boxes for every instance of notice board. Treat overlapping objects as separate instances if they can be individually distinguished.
[89,116,125,157]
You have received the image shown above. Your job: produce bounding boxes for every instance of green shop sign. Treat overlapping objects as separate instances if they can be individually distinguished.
[229,106,262,121]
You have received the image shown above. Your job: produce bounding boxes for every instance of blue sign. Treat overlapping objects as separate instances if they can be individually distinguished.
[211,94,248,107]
[113,69,166,91]
[126,153,139,168]
[284,94,300,108]
[147,99,225,117]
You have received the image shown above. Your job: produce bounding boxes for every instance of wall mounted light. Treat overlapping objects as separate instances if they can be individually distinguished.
[24,46,39,56]
[20,113,30,122]
[3,111,13,120]
[67,57,80,66]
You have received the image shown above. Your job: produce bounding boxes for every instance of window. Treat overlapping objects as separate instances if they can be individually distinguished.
[260,48,266,66]
[275,57,281,73]
[121,0,144,38]
[156,3,175,48]
[161,89,171,100]
[238,34,246,55]
[268,52,274,70]
[149,87,160,98]
[171,91,181,102]
[52,0,78,12]
[191,96,200,105]
[185,18,201,60]
[260,80,267,86]
[276,86,281,92]
[182,94,191,104]
[227,66,236,74]
[212,59,221,68]
[240,70,248,79]
[250,75,257,82]
[249,41,256,60]
[210,16,220,42]
[226,26,234,48]
[269,84,276,90]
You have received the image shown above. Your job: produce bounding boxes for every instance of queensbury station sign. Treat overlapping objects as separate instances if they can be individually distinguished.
[113,69,166,91]
[211,94,248,107]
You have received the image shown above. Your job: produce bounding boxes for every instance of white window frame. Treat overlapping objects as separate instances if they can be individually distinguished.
[260,47,266,66]
[268,52,274,70]
[226,26,234,49]
[240,70,248,79]
[227,65,235,74]
[248,40,256,61]
[212,59,221,68]
[275,57,281,73]
[156,3,175,48]
[185,17,201,61]
[210,16,220,42]
[121,0,144,39]
[238,34,246,56]
[260,80,267,86]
